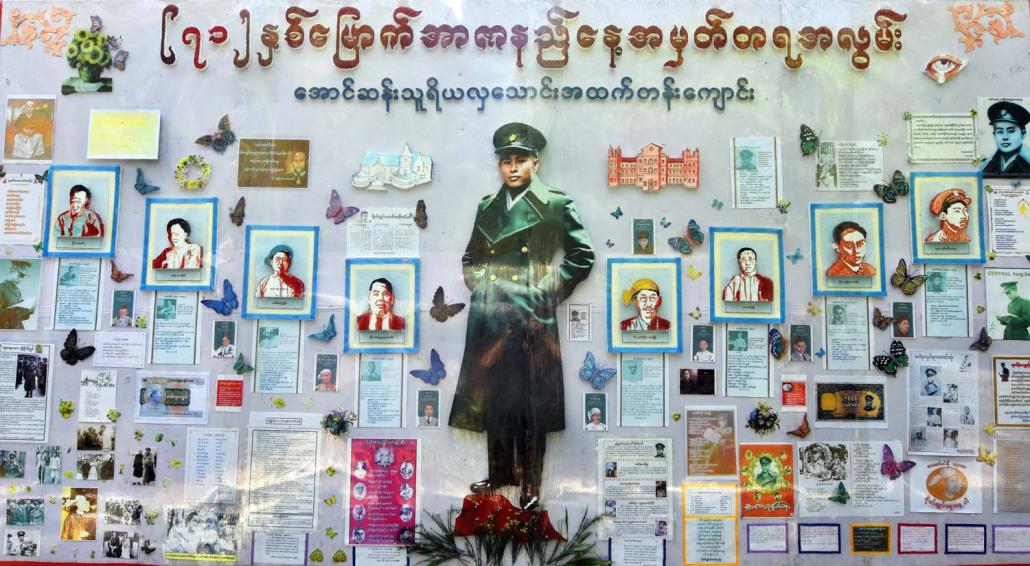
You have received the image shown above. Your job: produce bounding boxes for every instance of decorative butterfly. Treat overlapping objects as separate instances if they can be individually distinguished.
[800,124,819,156]
[890,259,928,295]
[112,50,129,72]
[768,328,786,360]
[90,15,103,32]
[429,286,465,322]
[983,423,996,436]
[34,169,48,184]
[806,301,823,316]
[578,351,617,390]
[0,164,4,178]
[786,414,811,438]
[872,307,894,330]
[668,219,704,254]
[969,327,992,352]
[134,168,159,195]
[828,481,850,505]
[308,314,337,341]
[201,279,239,316]
[976,446,997,467]
[687,265,703,281]
[710,198,724,210]
[786,248,804,264]
[228,197,245,226]
[876,132,888,147]
[109,260,134,283]
[988,251,997,260]
[324,495,337,506]
[605,239,615,248]
[872,340,909,377]
[873,170,910,203]
[687,306,702,320]
[233,353,254,375]
[414,199,428,229]
[815,347,826,359]
[610,207,623,219]
[974,272,982,280]
[195,115,237,153]
[976,305,986,313]
[880,444,916,480]
[776,199,791,214]
[659,217,671,229]
[326,189,360,224]
[410,349,446,385]
[60,329,95,365]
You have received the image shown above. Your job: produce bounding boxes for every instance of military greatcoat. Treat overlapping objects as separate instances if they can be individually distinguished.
[448,179,594,436]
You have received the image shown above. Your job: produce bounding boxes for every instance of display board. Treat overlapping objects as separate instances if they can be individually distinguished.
[0,1,1029,565]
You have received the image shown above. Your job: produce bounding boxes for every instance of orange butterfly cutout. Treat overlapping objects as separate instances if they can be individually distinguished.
[786,414,811,438]
[110,260,134,283]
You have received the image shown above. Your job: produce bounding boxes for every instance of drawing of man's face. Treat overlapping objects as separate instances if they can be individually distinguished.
[270,252,291,274]
[168,222,188,247]
[940,202,969,231]
[833,226,867,266]
[69,189,89,214]
[497,152,538,190]
[993,121,1025,153]
[737,249,757,276]
[368,280,395,316]
[633,289,659,321]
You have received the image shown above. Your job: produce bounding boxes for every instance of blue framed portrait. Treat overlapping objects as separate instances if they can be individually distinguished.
[42,165,120,258]
[140,198,218,291]
[809,203,887,297]
[241,225,319,320]
[909,172,986,264]
[344,258,420,354]
[709,227,785,324]
[606,257,682,353]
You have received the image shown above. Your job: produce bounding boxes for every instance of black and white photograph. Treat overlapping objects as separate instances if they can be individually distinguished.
[0,451,26,478]
[77,424,115,451]
[103,499,143,526]
[14,353,47,398]
[130,448,157,486]
[164,507,239,560]
[75,452,115,481]
[798,442,848,482]
[5,498,43,526]
[3,528,40,557]
[103,531,141,559]
[978,97,1030,178]
[0,259,42,330]
[35,445,61,485]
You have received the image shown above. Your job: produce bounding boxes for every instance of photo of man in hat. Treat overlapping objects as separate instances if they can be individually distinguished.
[996,280,1030,340]
[620,278,671,331]
[925,188,971,243]
[981,100,1030,177]
[256,244,304,298]
[0,260,35,330]
[825,221,876,277]
[449,122,595,511]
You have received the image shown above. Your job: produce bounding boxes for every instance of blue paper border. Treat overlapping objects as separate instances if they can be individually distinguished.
[909,171,986,264]
[809,202,887,297]
[241,224,319,320]
[343,257,421,354]
[140,197,218,291]
[797,523,841,554]
[944,523,986,554]
[41,164,120,258]
[606,257,683,353]
[709,226,786,323]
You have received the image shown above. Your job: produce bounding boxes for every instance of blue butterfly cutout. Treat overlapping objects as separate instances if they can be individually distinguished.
[410,349,446,385]
[308,314,337,341]
[610,207,623,219]
[668,219,705,255]
[786,248,804,264]
[579,352,617,390]
[815,347,826,359]
[769,328,786,359]
[200,279,239,316]
[711,199,724,210]
[134,168,159,195]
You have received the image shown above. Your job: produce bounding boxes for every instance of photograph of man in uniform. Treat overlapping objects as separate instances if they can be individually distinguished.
[925,188,971,243]
[825,221,876,277]
[996,280,1030,340]
[981,100,1030,177]
[449,123,595,510]
[620,278,671,331]
[356,278,405,331]
[256,244,304,298]
[723,247,774,302]
[54,185,104,238]
[0,260,35,330]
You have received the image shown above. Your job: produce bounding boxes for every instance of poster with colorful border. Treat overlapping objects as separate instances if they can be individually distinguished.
[346,438,419,546]
[739,442,794,518]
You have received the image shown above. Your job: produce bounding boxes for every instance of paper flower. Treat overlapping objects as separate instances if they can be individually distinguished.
[58,400,75,419]
[107,408,121,422]
[332,550,347,563]
[321,410,358,438]
[746,403,780,436]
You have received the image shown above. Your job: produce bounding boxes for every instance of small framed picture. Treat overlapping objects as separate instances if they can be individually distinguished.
[110,290,135,329]
[313,353,339,392]
[242,225,319,319]
[709,227,785,323]
[606,257,682,353]
[690,325,715,363]
[141,198,217,291]
[789,324,813,362]
[4,95,56,163]
[211,320,236,358]
[583,392,607,431]
[344,258,420,353]
[680,369,715,395]
[809,203,886,296]
[42,165,120,258]
[909,172,986,264]
[631,218,655,255]
[237,138,310,189]
[892,302,914,338]
[416,390,440,428]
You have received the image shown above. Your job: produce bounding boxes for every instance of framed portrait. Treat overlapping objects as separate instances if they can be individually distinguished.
[0,258,42,331]
[909,172,986,264]
[241,225,319,320]
[416,390,440,428]
[110,289,135,329]
[237,138,310,189]
[42,165,120,258]
[141,198,217,291]
[313,353,339,393]
[606,257,682,353]
[809,203,886,296]
[984,268,1030,341]
[583,392,607,431]
[4,95,55,163]
[344,258,420,353]
[690,324,715,363]
[709,227,785,323]
[211,320,236,359]
[977,97,1030,179]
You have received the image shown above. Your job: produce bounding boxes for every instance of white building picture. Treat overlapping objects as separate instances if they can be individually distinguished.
[351,143,433,190]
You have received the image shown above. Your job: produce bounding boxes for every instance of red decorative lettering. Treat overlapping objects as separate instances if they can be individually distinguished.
[284,6,319,49]
[602,25,622,69]
[381,6,420,50]
[772,26,802,69]
[182,26,206,70]
[160,4,179,65]
[473,25,507,50]
[694,8,732,50]
[664,25,688,68]
[421,24,470,49]
[258,24,279,67]
[837,25,872,69]
[233,9,251,68]
[334,7,373,70]
[576,25,597,49]
[873,8,907,51]
[534,6,578,68]
[628,25,662,50]
[732,25,766,50]
[797,26,833,50]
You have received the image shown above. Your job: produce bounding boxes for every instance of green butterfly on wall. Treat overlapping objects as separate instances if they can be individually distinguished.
[828,481,850,504]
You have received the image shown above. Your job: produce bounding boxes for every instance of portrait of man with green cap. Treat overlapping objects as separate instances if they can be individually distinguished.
[449,122,595,510]
[997,280,1030,340]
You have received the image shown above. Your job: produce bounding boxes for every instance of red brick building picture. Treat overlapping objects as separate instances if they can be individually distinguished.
[607,144,700,192]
